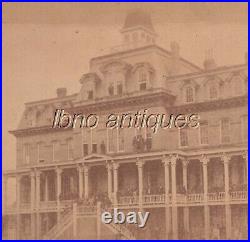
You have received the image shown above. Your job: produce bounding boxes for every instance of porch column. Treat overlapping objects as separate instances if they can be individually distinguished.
[113,163,119,205]
[222,153,232,239]
[107,163,112,201]
[16,175,21,240]
[243,152,248,186]
[222,153,230,202]
[201,155,210,240]
[162,157,170,239]
[30,172,36,210]
[225,205,232,239]
[78,165,84,199]
[35,170,41,239]
[56,167,62,222]
[136,159,144,209]
[171,155,178,240]
[45,173,49,202]
[3,176,7,213]
[182,160,189,234]
[30,171,36,239]
[84,166,89,199]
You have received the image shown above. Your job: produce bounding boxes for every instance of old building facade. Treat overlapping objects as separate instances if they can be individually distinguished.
[3,10,248,240]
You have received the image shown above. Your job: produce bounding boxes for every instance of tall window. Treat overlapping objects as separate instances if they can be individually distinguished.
[52,140,60,161]
[200,121,209,145]
[234,78,243,96]
[221,118,230,143]
[185,86,194,103]
[67,139,74,160]
[107,128,116,153]
[23,144,30,164]
[209,85,218,99]
[82,129,89,157]
[241,115,248,142]
[117,81,123,95]
[180,128,188,147]
[138,69,148,91]
[108,83,114,96]
[118,128,125,152]
[91,129,97,153]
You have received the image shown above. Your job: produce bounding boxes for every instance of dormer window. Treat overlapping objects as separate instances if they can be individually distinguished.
[205,78,220,100]
[185,86,194,103]
[209,85,218,99]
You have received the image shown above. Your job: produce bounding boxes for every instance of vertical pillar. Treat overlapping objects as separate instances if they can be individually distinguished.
[201,155,210,240]
[45,173,49,202]
[72,202,77,238]
[96,201,101,239]
[243,152,248,187]
[56,167,62,222]
[30,171,36,239]
[225,205,232,239]
[16,175,21,240]
[113,163,119,205]
[171,155,178,240]
[136,159,144,210]
[107,163,112,201]
[35,170,41,239]
[182,160,189,234]
[223,153,230,202]
[78,166,83,199]
[162,157,170,239]
[222,153,231,239]
[3,176,7,213]
[84,166,89,199]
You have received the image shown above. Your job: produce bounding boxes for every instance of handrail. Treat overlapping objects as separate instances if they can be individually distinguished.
[100,207,136,240]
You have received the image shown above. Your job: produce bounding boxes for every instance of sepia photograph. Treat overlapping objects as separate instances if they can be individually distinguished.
[2,2,248,240]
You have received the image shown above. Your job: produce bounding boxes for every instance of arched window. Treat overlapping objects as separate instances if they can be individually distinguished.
[185,86,194,103]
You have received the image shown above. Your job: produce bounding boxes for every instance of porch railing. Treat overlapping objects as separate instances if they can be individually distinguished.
[207,192,225,202]
[230,191,248,201]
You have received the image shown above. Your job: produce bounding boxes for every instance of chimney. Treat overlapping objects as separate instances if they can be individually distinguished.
[56,88,67,98]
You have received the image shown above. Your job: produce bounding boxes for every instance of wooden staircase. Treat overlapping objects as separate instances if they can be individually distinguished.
[42,202,136,240]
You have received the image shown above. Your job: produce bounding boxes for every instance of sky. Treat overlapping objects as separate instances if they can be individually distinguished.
[2,2,248,171]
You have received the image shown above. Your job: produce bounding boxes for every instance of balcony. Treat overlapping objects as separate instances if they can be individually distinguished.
[117,191,247,208]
